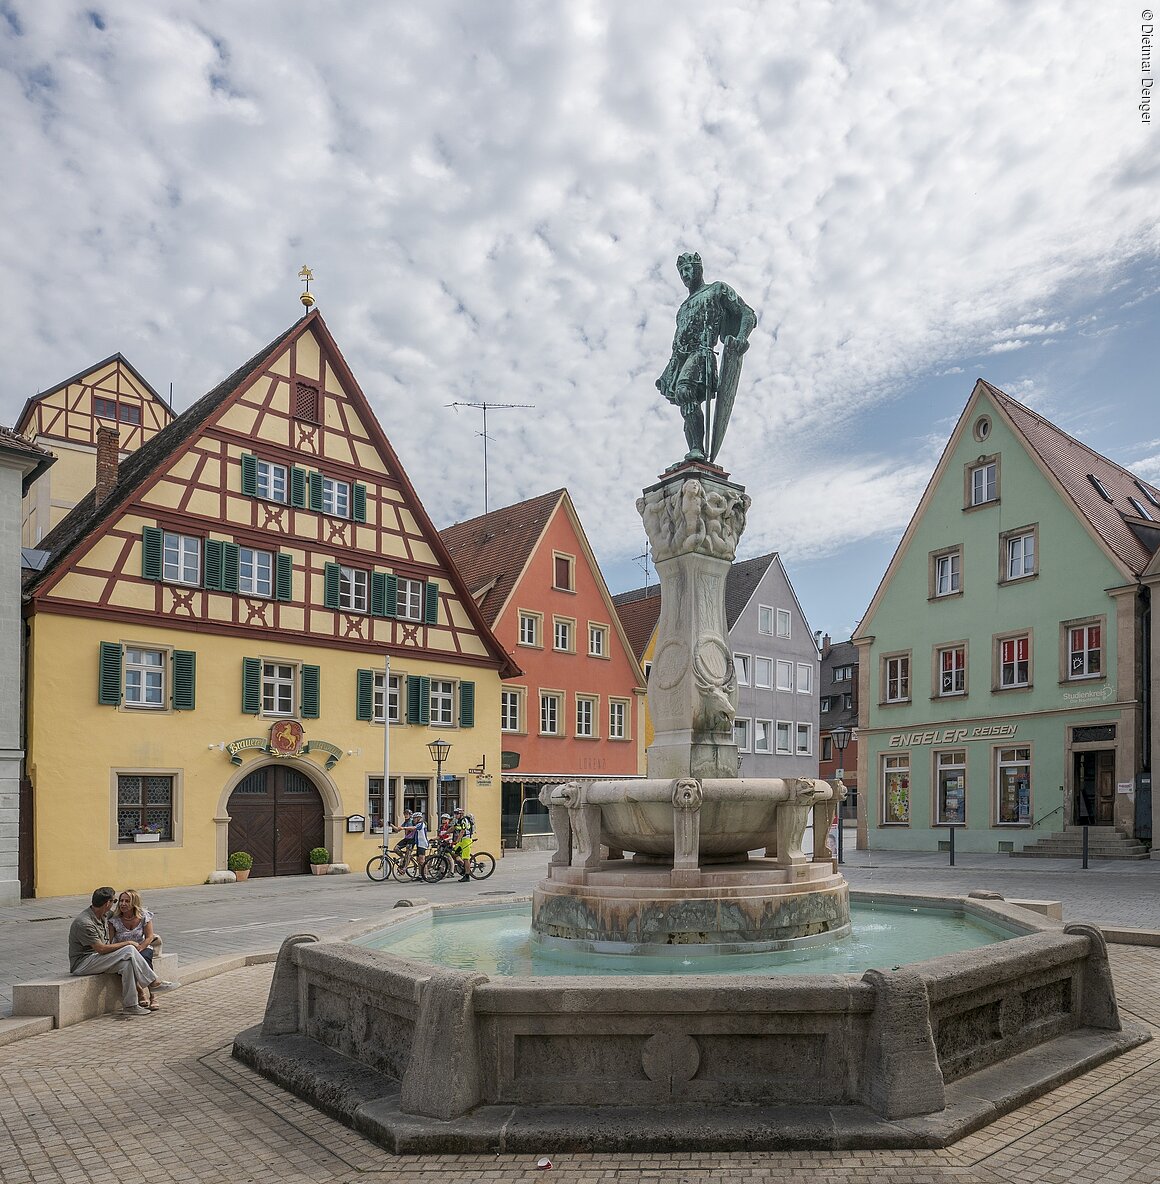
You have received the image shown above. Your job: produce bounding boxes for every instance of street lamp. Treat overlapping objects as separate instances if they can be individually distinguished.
[428,738,452,816]
[831,725,851,865]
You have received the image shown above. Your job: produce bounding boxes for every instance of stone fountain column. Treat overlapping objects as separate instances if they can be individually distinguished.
[638,466,751,782]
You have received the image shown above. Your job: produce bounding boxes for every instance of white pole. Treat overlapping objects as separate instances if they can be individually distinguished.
[383,654,392,827]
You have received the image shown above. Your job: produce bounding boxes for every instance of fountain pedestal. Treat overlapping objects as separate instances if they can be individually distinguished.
[531,464,851,953]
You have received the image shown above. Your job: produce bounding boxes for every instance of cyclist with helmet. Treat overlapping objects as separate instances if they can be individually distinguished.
[451,807,474,882]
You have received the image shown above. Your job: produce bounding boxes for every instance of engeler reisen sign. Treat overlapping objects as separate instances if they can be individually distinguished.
[888,723,1018,748]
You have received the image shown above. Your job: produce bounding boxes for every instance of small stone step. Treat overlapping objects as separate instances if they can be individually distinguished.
[1011,827,1150,859]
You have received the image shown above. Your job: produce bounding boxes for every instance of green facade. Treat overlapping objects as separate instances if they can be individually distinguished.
[856,386,1141,852]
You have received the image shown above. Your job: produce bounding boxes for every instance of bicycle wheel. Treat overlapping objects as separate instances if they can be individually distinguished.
[469,852,496,880]
[365,854,392,882]
[423,853,451,883]
[398,853,422,881]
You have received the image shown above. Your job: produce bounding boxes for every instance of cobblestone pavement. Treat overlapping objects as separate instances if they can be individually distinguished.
[3,845,1159,1012]
[1,946,1158,1183]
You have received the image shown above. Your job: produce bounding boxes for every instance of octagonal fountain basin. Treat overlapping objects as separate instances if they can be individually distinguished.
[355,895,1016,976]
[234,890,1148,1154]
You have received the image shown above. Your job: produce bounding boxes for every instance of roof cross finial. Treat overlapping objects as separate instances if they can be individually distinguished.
[298,265,315,309]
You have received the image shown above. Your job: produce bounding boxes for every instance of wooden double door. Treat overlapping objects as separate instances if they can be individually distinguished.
[1073,750,1115,825]
[227,764,325,877]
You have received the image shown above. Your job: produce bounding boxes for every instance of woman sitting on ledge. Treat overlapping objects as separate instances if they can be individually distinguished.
[108,889,161,1010]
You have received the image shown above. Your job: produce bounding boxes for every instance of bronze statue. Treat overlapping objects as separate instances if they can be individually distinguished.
[656,252,757,463]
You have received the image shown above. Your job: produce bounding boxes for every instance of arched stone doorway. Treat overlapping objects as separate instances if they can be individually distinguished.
[226,763,326,877]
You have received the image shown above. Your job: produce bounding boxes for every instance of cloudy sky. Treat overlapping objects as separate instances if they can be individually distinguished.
[3,1,1158,638]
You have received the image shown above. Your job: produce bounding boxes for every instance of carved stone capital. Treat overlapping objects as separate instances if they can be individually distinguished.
[638,477,751,564]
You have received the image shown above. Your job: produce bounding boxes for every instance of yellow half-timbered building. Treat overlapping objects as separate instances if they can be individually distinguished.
[22,310,517,897]
[18,353,174,546]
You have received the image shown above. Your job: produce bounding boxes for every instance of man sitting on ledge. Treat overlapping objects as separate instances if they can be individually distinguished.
[68,886,179,1017]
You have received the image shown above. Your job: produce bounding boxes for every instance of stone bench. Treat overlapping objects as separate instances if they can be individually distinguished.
[13,949,180,1029]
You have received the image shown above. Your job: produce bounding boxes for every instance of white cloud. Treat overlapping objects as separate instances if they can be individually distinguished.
[2,0,1159,625]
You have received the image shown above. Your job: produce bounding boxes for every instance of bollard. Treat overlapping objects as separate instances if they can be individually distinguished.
[1082,824,1089,869]
[837,797,845,865]
[948,824,955,867]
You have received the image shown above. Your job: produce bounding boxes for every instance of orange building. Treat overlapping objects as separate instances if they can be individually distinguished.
[441,489,646,845]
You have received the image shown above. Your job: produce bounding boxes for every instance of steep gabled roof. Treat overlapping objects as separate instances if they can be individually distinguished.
[610,587,661,661]
[25,318,307,593]
[15,352,173,434]
[439,489,566,626]
[724,553,777,630]
[20,311,519,678]
[983,380,1160,576]
[855,378,1160,641]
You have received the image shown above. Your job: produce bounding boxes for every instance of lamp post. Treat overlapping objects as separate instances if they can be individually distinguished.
[428,738,452,817]
[831,725,851,865]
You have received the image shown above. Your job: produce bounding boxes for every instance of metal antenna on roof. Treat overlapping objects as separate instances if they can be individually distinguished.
[633,543,653,596]
[447,401,535,513]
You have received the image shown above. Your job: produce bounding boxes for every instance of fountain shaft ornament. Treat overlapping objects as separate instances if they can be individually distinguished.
[656,252,757,463]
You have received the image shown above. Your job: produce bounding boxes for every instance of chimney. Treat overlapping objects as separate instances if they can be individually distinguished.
[821,632,832,658]
[95,425,120,507]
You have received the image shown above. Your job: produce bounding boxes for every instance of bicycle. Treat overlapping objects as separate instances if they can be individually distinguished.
[365,842,426,882]
[421,838,496,883]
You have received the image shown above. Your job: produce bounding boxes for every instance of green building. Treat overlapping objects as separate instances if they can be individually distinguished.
[854,379,1158,855]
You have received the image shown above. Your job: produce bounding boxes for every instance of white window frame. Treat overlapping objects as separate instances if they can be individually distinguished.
[163,532,200,585]
[884,654,910,703]
[430,679,455,726]
[758,605,774,635]
[775,720,792,754]
[998,633,1031,689]
[937,645,966,697]
[262,661,296,716]
[322,476,351,518]
[256,460,288,503]
[796,663,813,694]
[882,753,911,825]
[795,722,813,756]
[540,692,562,736]
[971,461,997,505]
[734,653,751,686]
[373,672,401,724]
[753,657,772,689]
[754,719,773,754]
[396,577,424,621]
[775,660,793,692]
[239,547,274,597]
[588,623,608,658]
[833,665,853,682]
[934,550,961,597]
[776,608,791,639]
[1068,623,1102,679]
[124,647,166,709]
[338,565,369,612]
[553,617,575,653]
[575,695,597,738]
[518,611,541,648]
[608,698,628,740]
[734,717,752,752]
[501,688,523,733]
[935,749,967,825]
[1005,531,1036,581]
[820,696,832,713]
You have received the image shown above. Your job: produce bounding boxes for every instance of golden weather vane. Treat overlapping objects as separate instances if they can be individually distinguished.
[298,265,315,309]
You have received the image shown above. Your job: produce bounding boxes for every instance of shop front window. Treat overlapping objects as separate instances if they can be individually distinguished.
[935,750,966,824]
[996,746,1032,824]
[882,754,910,825]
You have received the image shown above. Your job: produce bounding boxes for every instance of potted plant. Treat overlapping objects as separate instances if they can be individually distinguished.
[309,847,331,875]
[132,823,163,843]
[227,851,253,881]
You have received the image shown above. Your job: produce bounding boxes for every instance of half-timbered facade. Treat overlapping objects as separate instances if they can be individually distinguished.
[440,490,646,847]
[22,311,516,896]
[17,354,173,546]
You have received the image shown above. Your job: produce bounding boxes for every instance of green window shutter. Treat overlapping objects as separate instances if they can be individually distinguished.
[221,542,239,593]
[141,526,162,581]
[241,453,257,496]
[385,573,398,617]
[275,553,293,602]
[242,657,262,714]
[301,664,321,719]
[98,642,123,706]
[172,650,196,711]
[407,675,430,725]
[459,680,475,729]
[291,466,308,508]
[308,471,323,512]
[323,563,341,608]
[424,581,439,624]
[353,482,367,522]
[371,571,387,616]
[204,539,223,591]
[356,669,374,721]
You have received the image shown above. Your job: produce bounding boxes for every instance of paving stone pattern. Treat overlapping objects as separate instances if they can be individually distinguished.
[2,848,1160,1182]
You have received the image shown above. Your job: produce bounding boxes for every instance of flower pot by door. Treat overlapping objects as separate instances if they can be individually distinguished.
[310,864,330,875]
[234,869,250,881]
